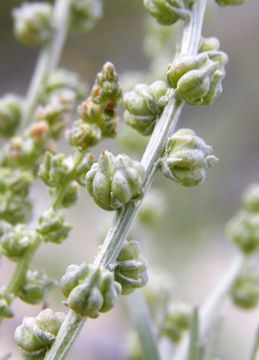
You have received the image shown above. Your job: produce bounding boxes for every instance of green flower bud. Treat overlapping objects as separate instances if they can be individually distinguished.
[202,69,225,106]
[227,210,259,255]
[91,62,122,105]
[0,95,22,138]
[124,81,169,136]
[70,0,102,32]
[66,120,100,151]
[13,3,54,46]
[0,223,33,261]
[36,90,76,140]
[118,126,149,155]
[242,184,259,214]
[39,152,69,188]
[162,302,191,343]
[199,37,220,52]
[143,0,190,26]
[115,241,148,295]
[15,308,65,359]
[175,62,221,105]
[160,129,217,187]
[215,0,244,6]
[18,270,54,305]
[167,53,209,89]
[231,268,259,310]
[0,193,32,225]
[0,288,14,319]
[45,69,88,101]
[74,153,95,187]
[138,189,166,227]
[37,209,72,244]
[60,264,121,318]
[86,151,145,210]
[0,168,33,196]
[59,181,80,208]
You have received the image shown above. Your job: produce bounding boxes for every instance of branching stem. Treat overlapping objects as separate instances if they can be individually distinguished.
[45,1,209,358]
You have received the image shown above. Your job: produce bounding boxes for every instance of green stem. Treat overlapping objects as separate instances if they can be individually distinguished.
[20,0,73,130]
[173,254,246,360]
[45,1,207,358]
[126,291,160,360]
[4,151,86,307]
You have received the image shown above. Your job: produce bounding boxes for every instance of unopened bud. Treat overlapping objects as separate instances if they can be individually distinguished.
[143,0,190,25]
[162,302,191,343]
[66,120,100,151]
[242,184,259,214]
[0,95,22,137]
[70,0,103,32]
[231,268,259,310]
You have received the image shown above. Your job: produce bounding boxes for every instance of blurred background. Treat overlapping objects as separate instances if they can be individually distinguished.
[0,0,259,359]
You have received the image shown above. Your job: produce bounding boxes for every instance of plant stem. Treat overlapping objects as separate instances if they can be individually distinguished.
[3,151,86,309]
[45,1,208,358]
[173,254,246,360]
[126,291,160,360]
[20,0,73,130]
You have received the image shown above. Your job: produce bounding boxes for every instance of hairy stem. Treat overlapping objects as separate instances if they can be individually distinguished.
[45,1,208,358]
[20,0,73,130]
[174,254,246,360]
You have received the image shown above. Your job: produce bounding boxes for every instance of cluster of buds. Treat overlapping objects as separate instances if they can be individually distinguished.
[123,81,169,136]
[15,309,65,359]
[231,268,259,310]
[0,95,22,138]
[39,151,94,208]
[0,121,50,172]
[18,270,54,305]
[0,288,14,319]
[114,241,148,295]
[227,184,259,255]
[86,151,145,211]
[12,2,54,46]
[167,40,228,105]
[70,62,122,149]
[143,0,191,26]
[70,0,103,32]
[0,222,33,261]
[37,209,72,244]
[161,302,192,343]
[60,264,121,318]
[160,128,217,187]
[0,168,34,224]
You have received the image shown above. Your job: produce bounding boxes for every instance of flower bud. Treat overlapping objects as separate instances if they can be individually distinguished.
[15,308,65,359]
[162,302,191,343]
[167,53,209,89]
[0,167,33,196]
[45,68,88,101]
[18,270,54,305]
[0,288,14,319]
[37,209,72,244]
[86,151,145,210]
[66,120,100,151]
[0,223,33,261]
[215,0,244,6]
[13,3,54,46]
[242,184,259,214]
[39,152,69,188]
[70,0,102,32]
[115,241,148,295]
[231,268,259,310]
[0,95,22,137]
[91,62,122,105]
[0,193,32,225]
[60,263,121,318]
[199,37,220,52]
[160,129,217,187]
[74,153,95,186]
[227,210,259,255]
[175,62,221,105]
[124,81,169,136]
[59,181,80,208]
[202,69,225,106]
[143,0,190,26]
